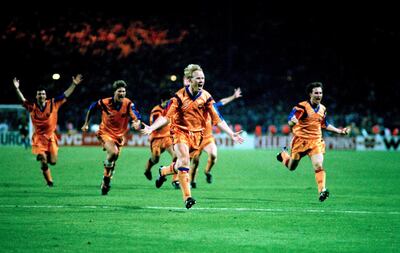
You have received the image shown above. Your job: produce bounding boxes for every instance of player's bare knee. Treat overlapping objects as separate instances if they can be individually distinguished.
[313,162,323,170]
[179,157,190,167]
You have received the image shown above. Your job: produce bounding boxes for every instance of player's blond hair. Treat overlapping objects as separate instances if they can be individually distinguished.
[184,64,203,79]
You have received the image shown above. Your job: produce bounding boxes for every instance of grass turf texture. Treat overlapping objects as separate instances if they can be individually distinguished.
[0,146,399,252]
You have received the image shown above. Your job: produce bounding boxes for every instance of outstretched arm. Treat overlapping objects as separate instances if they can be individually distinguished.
[64,74,83,98]
[13,78,26,102]
[326,125,351,135]
[140,116,170,135]
[217,120,244,144]
[219,87,242,106]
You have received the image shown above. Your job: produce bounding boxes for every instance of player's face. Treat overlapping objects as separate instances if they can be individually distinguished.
[189,70,205,93]
[114,87,126,102]
[310,87,323,105]
[36,90,46,104]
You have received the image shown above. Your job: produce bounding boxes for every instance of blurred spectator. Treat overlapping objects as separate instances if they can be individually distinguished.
[255,125,262,136]
[213,125,221,134]
[234,124,242,133]
[66,121,77,135]
[372,125,380,135]
[281,124,290,135]
[268,125,277,135]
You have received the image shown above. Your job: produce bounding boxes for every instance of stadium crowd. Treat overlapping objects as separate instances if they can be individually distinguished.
[1,6,399,136]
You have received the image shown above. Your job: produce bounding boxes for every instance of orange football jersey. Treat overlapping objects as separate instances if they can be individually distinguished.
[165,87,222,132]
[96,97,140,140]
[290,101,328,140]
[23,98,66,136]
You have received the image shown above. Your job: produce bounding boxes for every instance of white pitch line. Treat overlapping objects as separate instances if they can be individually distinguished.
[145,206,400,215]
[0,204,399,215]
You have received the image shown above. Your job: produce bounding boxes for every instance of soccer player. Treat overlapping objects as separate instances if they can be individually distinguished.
[141,64,244,209]
[81,80,141,195]
[190,87,242,188]
[12,75,83,187]
[144,91,179,189]
[276,82,350,202]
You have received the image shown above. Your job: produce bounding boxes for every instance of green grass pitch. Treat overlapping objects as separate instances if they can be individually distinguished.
[0,146,399,252]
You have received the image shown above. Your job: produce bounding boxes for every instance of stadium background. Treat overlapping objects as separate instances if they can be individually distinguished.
[1,3,399,137]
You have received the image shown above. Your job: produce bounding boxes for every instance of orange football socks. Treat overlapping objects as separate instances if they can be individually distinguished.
[178,170,191,201]
[314,167,326,193]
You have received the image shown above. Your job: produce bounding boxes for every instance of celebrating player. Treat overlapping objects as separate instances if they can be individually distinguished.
[81,80,141,195]
[13,75,83,186]
[276,82,350,202]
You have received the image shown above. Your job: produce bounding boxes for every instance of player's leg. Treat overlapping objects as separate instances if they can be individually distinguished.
[47,139,58,166]
[101,141,119,195]
[277,148,301,170]
[310,139,329,201]
[203,142,217,184]
[166,146,180,189]
[189,152,200,188]
[37,153,53,187]
[144,154,159,180]
[145,139,162,180]
[310,153,329,201]
[174,143,195,206]
[287,158,300,171]
[156,143,186,188]
[46,148,58,186]
[277,137,302,171]
[144,141,161,180]
[155,153,176,188]
[34,136,55,187]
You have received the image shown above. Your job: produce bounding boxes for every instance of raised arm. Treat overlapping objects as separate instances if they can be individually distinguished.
[219,87,242,106]
[64,74,83,98]
[81,102,97,132]
[129,102,142,131]
[13,78,27,102]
